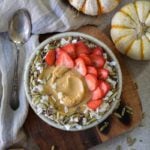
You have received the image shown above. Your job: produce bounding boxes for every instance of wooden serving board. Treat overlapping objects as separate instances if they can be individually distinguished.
[24,26,143,150]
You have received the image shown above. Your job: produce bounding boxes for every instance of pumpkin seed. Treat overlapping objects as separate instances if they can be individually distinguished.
[86,118,96,125]
[127,136,136,146]
[33,99,40,105]
[37,103,47,109]
[99,122,109,132]
[121,107,126,116]
[125,106,133,111]
[114,112,122,118]
[126,110,133,115]
[51,145,55,150]
[46,74,51,81]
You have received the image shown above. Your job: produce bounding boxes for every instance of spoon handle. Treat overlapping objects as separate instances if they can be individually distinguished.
[10,45,20,110]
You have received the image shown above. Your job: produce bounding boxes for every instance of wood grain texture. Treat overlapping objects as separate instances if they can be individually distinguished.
[24,26,142,149]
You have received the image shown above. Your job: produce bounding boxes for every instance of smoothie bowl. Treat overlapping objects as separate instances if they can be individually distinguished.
[24,32,122,131]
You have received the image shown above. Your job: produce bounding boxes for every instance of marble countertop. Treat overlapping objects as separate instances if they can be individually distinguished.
[91,0,150,150]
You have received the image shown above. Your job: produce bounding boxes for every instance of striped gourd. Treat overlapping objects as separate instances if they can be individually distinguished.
[111,1,150,60]
[68,0,121,16]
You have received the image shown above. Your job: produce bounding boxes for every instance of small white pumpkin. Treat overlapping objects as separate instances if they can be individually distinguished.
[111,1,150,60]
[68,0,121,16]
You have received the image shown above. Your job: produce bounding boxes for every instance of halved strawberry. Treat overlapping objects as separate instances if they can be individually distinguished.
[87,66,98,76]
[79,54,92,65]
[98,68,109,80]
[75,57,87,76]
[45,50,56,66]
[85,74,98,91]
[90,54,105,68]
[61,44,76,59]
[99,81,111,96]
[56,50,74,68]
[75,41,89,56]
[92,86,104,100]
[87,99,102,110]
[92,47,103,56]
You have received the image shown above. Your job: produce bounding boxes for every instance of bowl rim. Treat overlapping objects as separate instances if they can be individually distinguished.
[24,32,122,131]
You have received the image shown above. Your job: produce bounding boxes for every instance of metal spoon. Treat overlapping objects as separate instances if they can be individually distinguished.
[8,9,32,110]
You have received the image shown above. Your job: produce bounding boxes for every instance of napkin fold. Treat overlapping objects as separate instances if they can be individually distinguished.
[0,0,101,149]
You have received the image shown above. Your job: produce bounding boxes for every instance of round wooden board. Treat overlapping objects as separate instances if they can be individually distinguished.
[24,26,143,150]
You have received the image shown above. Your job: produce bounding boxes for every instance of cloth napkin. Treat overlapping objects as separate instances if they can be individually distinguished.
[0,0,101,149]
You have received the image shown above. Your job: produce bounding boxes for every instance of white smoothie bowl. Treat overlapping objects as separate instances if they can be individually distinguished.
[24,32,122,131]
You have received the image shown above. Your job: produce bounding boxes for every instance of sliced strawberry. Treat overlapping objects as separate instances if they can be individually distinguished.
[75,57,87,76]
[92,47,103,56]
[56,48,63,58]
[75,41,89,56]
[98,68,109,80]
[45,50,56,66]
[92,86,104,100]
[85,74,98,91]
[90,54,105,68]
[87,66,98,76]
[56,50,74,68]
[87,99,102,110]
[79,54,92,65]
[61,44,76,59]
[99,81,111,96]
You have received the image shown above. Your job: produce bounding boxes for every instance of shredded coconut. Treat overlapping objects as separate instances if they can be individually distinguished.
[51,83,57,90]
[99,103,109,113]
[60,38,69,45]
[64,106,68,113]
[110,61,116,66]
[41,95,49,101]
[32,85,43,92]
[36,107,43,115]
[44,44,50,50]
[74,117,79,122]
[72,39,77,43]
[64,124,71,130]
[58,92,63,99]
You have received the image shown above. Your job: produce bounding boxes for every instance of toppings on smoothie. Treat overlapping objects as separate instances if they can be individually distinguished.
[45,50,56,66]
[87,99,102,110]
[75,41,89,56]
[29,36,119,130]
[75,57,87,76]
[56,50,74,68]
[85,74,98,91]
[98,68,109,80]
[87,66,98,76]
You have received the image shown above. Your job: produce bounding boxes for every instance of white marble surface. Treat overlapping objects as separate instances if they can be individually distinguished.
[90,0,150,149]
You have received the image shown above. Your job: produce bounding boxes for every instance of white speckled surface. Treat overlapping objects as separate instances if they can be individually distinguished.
[90,0,150,149]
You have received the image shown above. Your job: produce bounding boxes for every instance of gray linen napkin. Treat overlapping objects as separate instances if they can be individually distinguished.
[0,0,101,149]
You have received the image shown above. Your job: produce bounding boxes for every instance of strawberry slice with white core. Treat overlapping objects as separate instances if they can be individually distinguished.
[85,74,98,91]
[92,86,104,100]
[90,54,105,68]
[75,57,87,76]
[87,66,98,76]
[79,53,92,65]
[56,50,74,68]
[98,68,109,80]
[92,47,103,56]
[75,41,89,56]
[61,43,76,59]
[99,81,111,96]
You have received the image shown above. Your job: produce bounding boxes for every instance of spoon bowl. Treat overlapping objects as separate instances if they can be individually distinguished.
[8,9,32,44]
